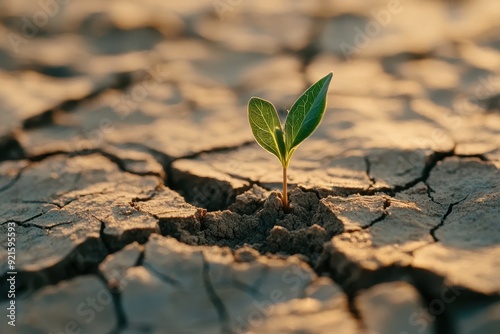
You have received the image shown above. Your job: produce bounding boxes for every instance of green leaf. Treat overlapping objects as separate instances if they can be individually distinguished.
[248,97,286,166]
[274,126,287,162]
[285,72,333,151]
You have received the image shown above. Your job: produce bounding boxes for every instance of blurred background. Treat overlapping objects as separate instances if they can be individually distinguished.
[0,0,499,167]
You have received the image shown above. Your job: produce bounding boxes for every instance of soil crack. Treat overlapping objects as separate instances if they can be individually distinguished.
[201,252,232,334]
[0,165,27,193]
[142,262,179,286]
[6,211,50,227]
[28,148,164,178]
[231,279,262,298]
[423,181,442,206]
[22,71,134,130]
[430,195,469,242]
[96,274,128,334]
[364,198,391,229]
[389,148,456,195]
[21,200,65,209]
[176,141,255,161]
[364,156,376,187]
[29,221,73,230]
[98,219,114,253]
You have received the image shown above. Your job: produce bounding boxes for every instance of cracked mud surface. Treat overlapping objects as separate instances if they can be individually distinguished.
[1,0,500,333]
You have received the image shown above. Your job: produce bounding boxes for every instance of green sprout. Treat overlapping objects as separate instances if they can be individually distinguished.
[248,72,333,211]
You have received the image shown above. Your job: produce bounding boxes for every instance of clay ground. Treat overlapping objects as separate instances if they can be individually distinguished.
[0,0,499,333]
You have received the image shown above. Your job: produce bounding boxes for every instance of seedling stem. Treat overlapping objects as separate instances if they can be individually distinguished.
[282,166,288,210]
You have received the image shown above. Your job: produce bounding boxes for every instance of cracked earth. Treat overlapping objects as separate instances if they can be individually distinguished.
[1,0,499,333]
